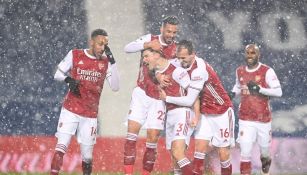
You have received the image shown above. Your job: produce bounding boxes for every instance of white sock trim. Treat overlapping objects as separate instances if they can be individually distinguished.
[177,158,191,168]
[126,133,138,141]
[220,159,231,168]
[146,142,157,149]
[194,152,206,159]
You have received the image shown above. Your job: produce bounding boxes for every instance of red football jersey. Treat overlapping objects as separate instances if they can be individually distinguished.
[237,64,271,122]
[198,62,233,115]
[63,49,109,118]
[137,35,177,99]
[160,64,190,111]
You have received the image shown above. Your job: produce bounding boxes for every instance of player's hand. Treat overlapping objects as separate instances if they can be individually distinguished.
[105,45,116,64]
[189,115,199,128]
[228,91,235,100]
[247,81,260,95]
[159,87,167,101]
[64,76,81,97]
[156,73,171,88]
[148,39,162,51]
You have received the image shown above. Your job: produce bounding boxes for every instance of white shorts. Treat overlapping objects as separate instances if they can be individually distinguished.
[127,86,166,130]
[194,107,235,148]
[237,119,272,147]
[165,107,195,150]
[56,108,97,145]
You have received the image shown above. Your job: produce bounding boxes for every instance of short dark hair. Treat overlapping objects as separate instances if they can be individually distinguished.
[91,29,108,39]
[177,40,194,54]
[162,15,179,26]
[142,48,163,57]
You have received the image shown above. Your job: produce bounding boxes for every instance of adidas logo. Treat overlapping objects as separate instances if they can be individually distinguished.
[78,60,84,65]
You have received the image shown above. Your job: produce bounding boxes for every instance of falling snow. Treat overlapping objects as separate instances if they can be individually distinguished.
[0,0,306,151]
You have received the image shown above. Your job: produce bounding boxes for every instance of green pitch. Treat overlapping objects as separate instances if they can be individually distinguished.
[1,173,306,175]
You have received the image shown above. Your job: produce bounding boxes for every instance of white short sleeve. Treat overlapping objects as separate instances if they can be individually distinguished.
[58,50,73,73]
[172,67,190,89]
[54,50,73,81]
[190,67,207,91]
[266,68,281,88]
[124,34,152,53]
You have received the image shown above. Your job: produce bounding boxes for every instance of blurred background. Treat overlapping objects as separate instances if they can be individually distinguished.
[0,0,307,174]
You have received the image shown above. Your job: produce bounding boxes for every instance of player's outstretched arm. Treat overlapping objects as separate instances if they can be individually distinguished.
[124,34,151,53]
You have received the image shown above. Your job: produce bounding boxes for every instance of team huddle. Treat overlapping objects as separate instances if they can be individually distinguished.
[50,16,282,175]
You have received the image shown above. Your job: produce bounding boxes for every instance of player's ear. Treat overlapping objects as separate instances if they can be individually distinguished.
[191,51,196,57]
[89,39,94,48]
[258,53,261,59]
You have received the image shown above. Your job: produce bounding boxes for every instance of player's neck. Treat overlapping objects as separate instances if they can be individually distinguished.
[156,58,169,71]
[247,62,260,70]
[87,49,94,57]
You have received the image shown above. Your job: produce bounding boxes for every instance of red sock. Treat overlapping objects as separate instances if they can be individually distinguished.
[142,169,151,175]
[124,165,134,175]
[221,164,232,175]
[193,158,204,174]
[50,151,64,175]
[192,152,206,174]
[181,163,194,175]
[240,161,251,175]
[178,158,194,175]
[142,142,157,173]
[220,159,232,175]
[124,133,137,174]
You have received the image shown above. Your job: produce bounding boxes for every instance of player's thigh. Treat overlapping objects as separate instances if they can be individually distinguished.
[165,117,174,150]
[143,98,165,130]
[237,120,257,144]
[167,108,194,149]
[194,114,213,141]
[256,122,272,147]
[77,117,98,145]
[127,87,151,126]
[210,108,235,147]
[56,108,79,135]
[218,146,231,161]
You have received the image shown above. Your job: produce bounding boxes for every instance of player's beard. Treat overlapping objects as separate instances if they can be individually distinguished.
[180,61,190,69]
[94,49,104,59]
[246,57,258,68]
[163,36,174,45]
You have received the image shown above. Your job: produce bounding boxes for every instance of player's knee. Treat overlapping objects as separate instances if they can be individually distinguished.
[146,129,160,143]
[171,145,185,161]
[240,142,253,160]
[55,132,72,153]
[218,147,231,161]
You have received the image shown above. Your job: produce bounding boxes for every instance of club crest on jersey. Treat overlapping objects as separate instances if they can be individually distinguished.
[179,71,188,80]
[98,63,104,69]
[192,76,202,81]
[255,75,261,82]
